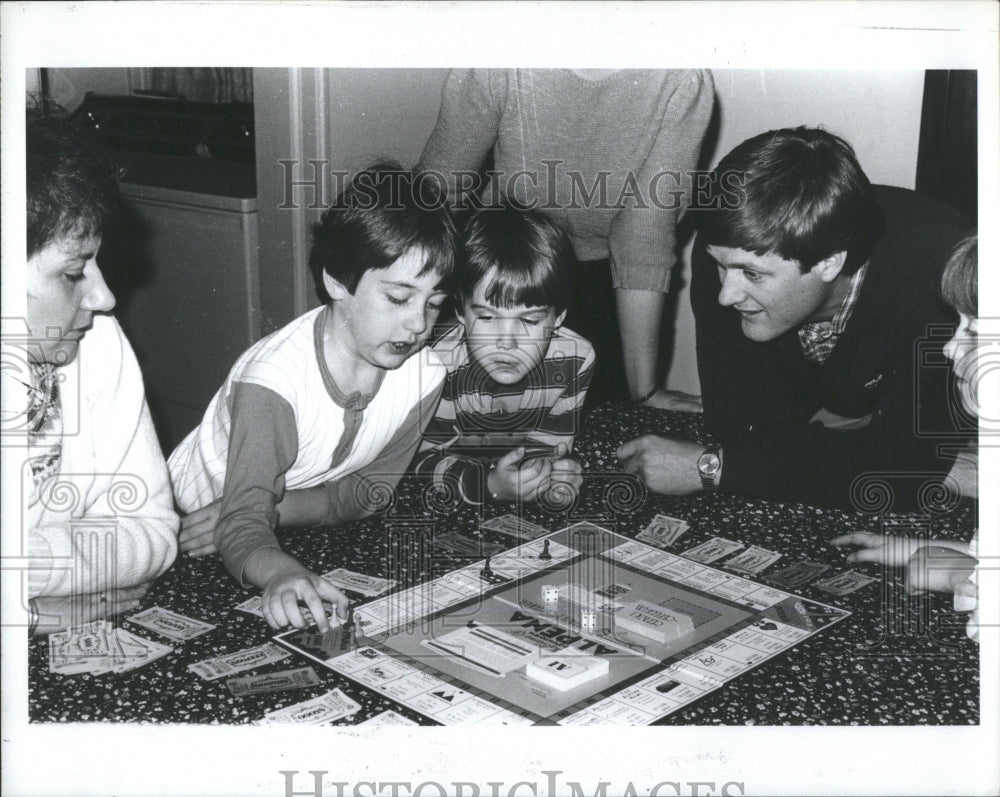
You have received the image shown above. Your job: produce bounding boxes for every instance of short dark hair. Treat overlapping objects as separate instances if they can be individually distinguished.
[941,233,977,317]
[309,161,457,302]
[695,127,885,275]
[459,201,575,314]
[26,100,122,258]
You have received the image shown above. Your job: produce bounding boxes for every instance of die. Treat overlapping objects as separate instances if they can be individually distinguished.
[581,610,597,630]
[542,585,560,603]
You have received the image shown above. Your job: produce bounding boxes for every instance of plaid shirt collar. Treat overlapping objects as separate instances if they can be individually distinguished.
[798,261,869,364]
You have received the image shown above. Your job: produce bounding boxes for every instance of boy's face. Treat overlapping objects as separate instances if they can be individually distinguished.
[458,271,566,385]
[944,312,982,417]
[26,233,116,365]
[325,247,447,371]
[707,245,842,342]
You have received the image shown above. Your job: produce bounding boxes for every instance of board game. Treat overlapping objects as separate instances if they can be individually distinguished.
[273,521,850,726]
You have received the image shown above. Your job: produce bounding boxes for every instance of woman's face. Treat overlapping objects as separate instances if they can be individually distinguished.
[944,312,981,417]
[26,233,116,365]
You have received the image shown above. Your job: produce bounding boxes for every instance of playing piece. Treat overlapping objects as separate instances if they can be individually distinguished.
[480,556,494,579]
[256,688,361,725]
[539,540,552,560]
[188,643,292,681]
[107,628,173,674]
[681,537,744,564]
[766,561,832,589]
[723,545,783,575]
[226,666,320,697]
[357,709,419,727]
[127,606,215,642]
[636,514,691,549]
[433,531,506,558]
[48,621,114,676]
[49,622,174,676]
[814,570,880,596]
[480,513,552,541]
[527,655,609,691]
[321,568,397,598]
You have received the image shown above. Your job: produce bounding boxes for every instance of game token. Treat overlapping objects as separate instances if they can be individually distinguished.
[539,540,552,560]
[481,557,494,579]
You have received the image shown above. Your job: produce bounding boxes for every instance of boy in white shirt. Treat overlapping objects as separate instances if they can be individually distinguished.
[169,164,456,633]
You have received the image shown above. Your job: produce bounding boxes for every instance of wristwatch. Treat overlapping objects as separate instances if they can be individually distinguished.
[697,445,722,492]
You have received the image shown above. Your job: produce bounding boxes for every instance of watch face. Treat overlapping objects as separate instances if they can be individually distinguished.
[698,452,721,476]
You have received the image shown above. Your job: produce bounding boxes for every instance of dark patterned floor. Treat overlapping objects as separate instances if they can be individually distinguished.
[29,404,978,725]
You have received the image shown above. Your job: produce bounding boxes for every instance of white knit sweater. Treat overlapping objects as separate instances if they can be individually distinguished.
[22,315,179,597]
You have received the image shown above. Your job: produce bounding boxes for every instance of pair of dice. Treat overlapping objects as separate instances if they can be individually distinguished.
[542,584,597,630]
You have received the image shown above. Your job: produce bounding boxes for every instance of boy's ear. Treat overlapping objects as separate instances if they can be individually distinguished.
[811,251,848,284]
[323,272,349,301]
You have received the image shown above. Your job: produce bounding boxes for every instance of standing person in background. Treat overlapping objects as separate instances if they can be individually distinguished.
[13,104,179,634]
[419,68,715,408]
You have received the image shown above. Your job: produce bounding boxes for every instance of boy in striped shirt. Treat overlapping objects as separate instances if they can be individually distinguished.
[168,164,456,633]
[414,203,594,508]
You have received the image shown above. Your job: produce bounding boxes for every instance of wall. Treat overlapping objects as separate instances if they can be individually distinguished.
[262,68,924,392]
[42,67,131,110]
[43,67,926,394]
[254,68,448,325]
[664,69,925,394]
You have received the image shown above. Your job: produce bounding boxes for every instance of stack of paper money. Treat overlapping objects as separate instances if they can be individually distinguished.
[48,620,173,676]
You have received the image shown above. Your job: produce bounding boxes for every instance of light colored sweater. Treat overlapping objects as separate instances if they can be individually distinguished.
[20,315,179,598]
[420,68,715,291]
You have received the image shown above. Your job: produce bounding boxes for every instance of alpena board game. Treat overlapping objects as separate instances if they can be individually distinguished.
[274,521,850,725]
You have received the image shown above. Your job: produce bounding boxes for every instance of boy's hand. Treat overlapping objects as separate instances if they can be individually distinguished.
[260,562,350,634]
[489,446,553,503]
[541,456,583,510]
[245,548,349,633]
[179,500,222,557]
[831,532,924,567]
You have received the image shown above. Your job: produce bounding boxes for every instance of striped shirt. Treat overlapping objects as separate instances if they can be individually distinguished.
[413,323,594,504]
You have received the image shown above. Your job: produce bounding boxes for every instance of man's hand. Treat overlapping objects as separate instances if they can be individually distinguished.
[33,583,150,635]
[179,500,222,557]
[830,532,925,567]
[905,545,977,595]
[642,389,704,413]
[488,446,554,503]
[616,435,703,494]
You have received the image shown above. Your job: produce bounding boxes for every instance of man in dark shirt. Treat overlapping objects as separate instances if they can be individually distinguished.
[618,127,971,510]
